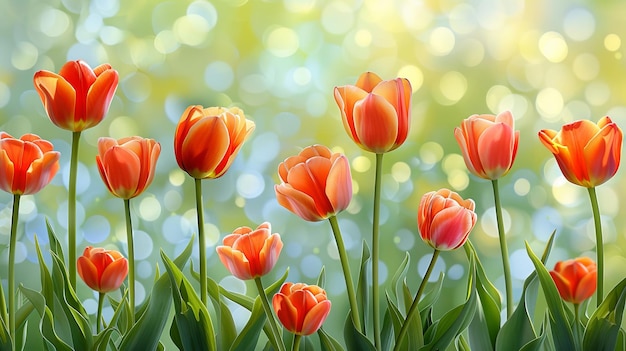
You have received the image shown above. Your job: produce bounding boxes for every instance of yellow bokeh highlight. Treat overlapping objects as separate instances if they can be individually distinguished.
[539,31,568,63]
[352,156,371,173]
[398,65,424,92]
[604,33,621,51]
[265,26,299,57]
[391,162,411,183]
[168,169,186,187]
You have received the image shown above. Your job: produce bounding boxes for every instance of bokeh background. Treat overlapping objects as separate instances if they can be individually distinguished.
[1,0,626,348]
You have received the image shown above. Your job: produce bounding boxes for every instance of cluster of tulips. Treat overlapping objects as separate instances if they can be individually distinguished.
[0,59,623,350]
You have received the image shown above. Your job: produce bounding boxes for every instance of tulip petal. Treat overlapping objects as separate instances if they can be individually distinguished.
[334,86,368,145]
[355,72,383,92]
[24,151,60,195]
[258,233,283,277]
[85,69,119,130]
[353,94,399,153]
[180,117,229,179]
[101,146,141,199]
[326,154,352,213]
[273,293,299,333]
[300,300,331,335]
[215,246,253,280]
[100,257,128,293]
[574,269,597,303]
[371,78,412,148]
[477,123,516,179]
[77,256,100,291]
[33,72,78,130]
[550,271,574,302]
[428,207,475,250]
[275,184,324,221]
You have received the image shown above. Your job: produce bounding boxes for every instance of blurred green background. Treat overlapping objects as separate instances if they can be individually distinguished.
[1,0,626,347]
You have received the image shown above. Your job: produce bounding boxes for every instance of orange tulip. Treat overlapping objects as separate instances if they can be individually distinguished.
[549,257,597,304]
[77,246,128,293]
[539,116,622,188]
[174,105,255,179]
[33,60,119,132]
[275,144,352,222]
[454,111,519,180]
[418,189,477,251]
[334,72,412,153]
[216,222,283,280]
[272,282,331,336]
[96,136,160,199]
[0,132,60,195]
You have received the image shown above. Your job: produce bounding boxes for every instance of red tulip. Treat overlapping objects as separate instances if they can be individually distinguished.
[549,257,597,304]
[334,72,412,153]
[33,60,118,132]
[216,222,283,280]
[454,111,519,180]
[272,282,331,336]
[174,105,255,179]
[539,116,622,187]
[418,189,477,251]
[275,144,352,222]
[96,136,160,199]
[77,246,128,293]
[0,132,60,195]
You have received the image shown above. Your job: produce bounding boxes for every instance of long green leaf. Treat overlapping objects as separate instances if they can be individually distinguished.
[344,314,376,351]
[357,240,370,335]
[229,298,266,351]
[318,327,345,351]
[20,286,73,351]
[207,276,237,351]
[583,276,626,351]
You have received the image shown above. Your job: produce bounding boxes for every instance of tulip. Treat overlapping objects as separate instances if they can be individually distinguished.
[275,144,352,222]
[77,246,129,293]
[33,60,119,132]
[454,111,519,180]
[174,105,255,179]
[418,188,477,251]
[272,282,331,336]
[334,72,412,154]
[550,257,597,305]
[96,136,161,199]
[0,132,60,195]
[539,116,622,188]
[216,222,283,280]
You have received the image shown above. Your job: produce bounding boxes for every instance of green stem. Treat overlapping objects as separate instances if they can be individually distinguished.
[372,153,383,351]
[588,187,603,306]
[97,292,105,334]
[393,250,440,351]
[8,194,21,351]
[68,131,81,289]
[573,303,582,348]
[254,277,286,351]
[328,216,361,332]
[124,199,135,325]
[492,179,513,319]
[292,334,302,351]
[195,178,207,305]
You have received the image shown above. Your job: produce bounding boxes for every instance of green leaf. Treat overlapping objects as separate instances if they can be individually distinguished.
[525,242,577,351]
[417,272,444,328]
[20,286,73,351]
[344,314,376,351]
[45,218,65,263]
[318,327,345,351]
[583,276,626,351]
[207,276,237,351]
[317,266,326,289]
[229,297,266,351]
[162,250,217,351]
[356,240,370,335]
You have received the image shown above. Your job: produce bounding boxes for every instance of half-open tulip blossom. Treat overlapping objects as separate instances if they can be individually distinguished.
[216,222,283,280]
[272,282,331,336]
[174,105,255,179]
[77,246,128,293]
[539,116,622,188]
[454,111,519,180]
[0,132,60,195]
[334,72,412,154]
[33,60,119,132]
[275,144,352,222]
[418,189,477,251]
[549,257,597,304]
[96,137,160,199]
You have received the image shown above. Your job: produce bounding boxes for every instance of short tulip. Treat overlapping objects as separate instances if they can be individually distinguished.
[539,116,622,188]
[96,136,160,199]
[454,111,519,180]
[334,72,412,153]
[418,189,477,251]
[549,257,597,304]
[0,132,60,195]
[174,105,255,179]
[216,222,283,280]
[272,282,331,336]
[275,144,352,222]
[77,246,128,293]
[33,60,118,132]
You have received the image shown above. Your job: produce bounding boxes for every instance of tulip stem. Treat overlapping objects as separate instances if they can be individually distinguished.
[8,194,21,351]
[588,186,603,306]
[492,179,512,319]
[372,153,383,351]
[194,178,207,305]
[68,131,81,289]
[573,303,582,348]
[328,215,361,332]
[254,277,286,351]
[394,250,440,351]
[97,292,105,334]
[292,335,302,351]
[124,199,135,325]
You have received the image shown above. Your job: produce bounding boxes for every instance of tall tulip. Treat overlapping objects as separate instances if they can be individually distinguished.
[0,132,59,346]
[34,59,119,289]
[395,188,476,351]
[96,136,160,324]
[174,104,254,306]
[334,72,412,346]
[539,116,623,306]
